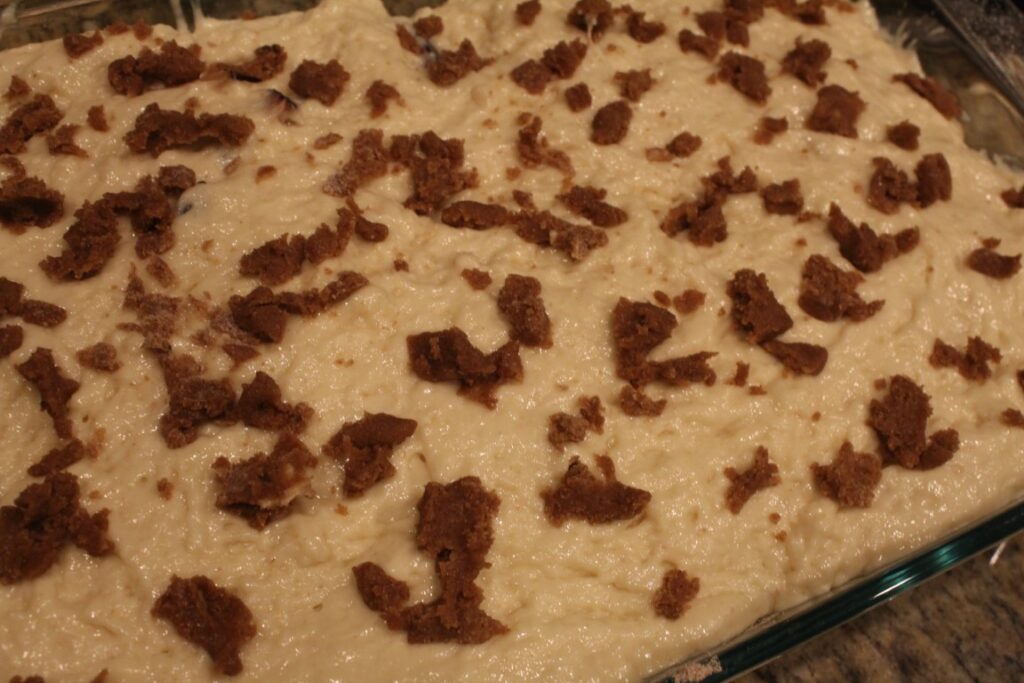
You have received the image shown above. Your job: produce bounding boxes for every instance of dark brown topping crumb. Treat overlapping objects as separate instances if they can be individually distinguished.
[799,254,883,322]
[761,178,803,215]
[618,385,666,416]
[288,59,349,106]
[782,38,830,86]
[396,25,422,55]
[1,278,67,328]
[27,439,85,477]
[886,120,920,150]
[516,0,542,26]
[124,103,254,157]
[366,80,401,118]
[678,29,719,60]
[122,272,181,352]
[5,75,30,100]
[807,84,864,138]
[717,52,770,104]
[673,289,706,315]
[0,94,63,154]
[237,371,312,433]
[611,298,716,387]
[0,324,23,358]
[772,0,827,24]
[1001,409,1024,428]
[666,132,702,158]
[626,8,666,43]
[727,269,792,344]
[407,328,522,408]
[653,569,700,620]
[239,234,306,286]
[1002,186,1024,208]
[614,69,654,102]
[323,129,389,198]
[324,413,417,497]
[653,291,671,306]
[0,174,66,231]
[313,132,342,150]
[352,561,410,619]
[967,246,1021,279]
[1016,370,1023,394]
[16,348,79,439]
[222,343,259,367]
[108,41,204,96]
[461,268,492,290]
[564,82,592,112]
[426,40,492,87]
[0,471,113,584]
[514,210,607,261]
[413,15,443,39]
[754,116,788,145]
[761,339,828,376]
[255,165,276,182]
[498,274,552,348]
[591,100,633,145]
[548,395,603,450]
[517,115,573,176]
[132,20,153,39]
[147,255,177,288]
[661,195,724,245]
[215,44,286,83]
[914,153,952,208]
[811,441,881,508]
[213,432,317,528]
[152,575,256,676]
[724,446,780,513]
[63,31,104,59]
[567,0,614,39]
[157,478,174,500]
[390,131,478,214]
[441,201,510,229]
[928,336,1001,382]
[826,203,918,273]
[512,60,551,95]
[558,185,627,227]
[866,157,916,214]
[727,362,750,387]
[542,39,588,79]
[893,73,961,119]
[76,343,120,373]
[160,375,236,449]
[543,455,651,524]
[869,375,958,469]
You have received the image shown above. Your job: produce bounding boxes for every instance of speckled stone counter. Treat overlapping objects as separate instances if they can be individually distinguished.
[739,533,1024,683]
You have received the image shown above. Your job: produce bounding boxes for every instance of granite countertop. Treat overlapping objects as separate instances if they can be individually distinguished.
[739,533,1024,683]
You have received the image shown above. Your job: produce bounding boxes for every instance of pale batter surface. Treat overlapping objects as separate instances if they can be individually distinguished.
[0,0,1022,681]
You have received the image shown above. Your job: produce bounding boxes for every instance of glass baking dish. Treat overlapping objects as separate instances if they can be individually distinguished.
[1,0,1022,680]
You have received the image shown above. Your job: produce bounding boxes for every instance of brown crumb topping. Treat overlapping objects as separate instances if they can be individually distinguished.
[366,80,401,118]
[591,100,633,145]
[542,455,651,524]
[772,0,827,24]
[16,348,79,439]
[761,339,828,376]
[213,432,317,529]
[611,297,717,388]
[312,132,342,150]
[886,120,920,150]
[548,395,603,450]
[76,343,120,373]
[717,52,770,104]
[147,256,177,288]
[214,44,286,83]
[498,274,552,348]
[928,336,1001,382]
[396,25,422,55]
[826,203,918,273]
[614,69,654,102]
[564,82,593,112]
[782,38,830,86]
[967,246,1021,279]
[678,29,719,60]
[237,371,312,433]
[288,59,349,106]
[799,254,884,322]
[390,131,478,214]
[727,361,750,387]
[426,40,492,87]
[407,327,522,409]
[727,269,792,344]
[0,472,113,585]
[516,0,542,25]
[5,75,30,100]
[914,153,952,208]
[461,268,492,290]
[352,561,410,617]
[724,446,780,513]
[124,103,254,157]
[0,94,63,155]
[806,84,864,138]
[673,289,706,315]
[157,478,174,500]
[441,201,510,229]
[626,8,667,43]
[811,441,881,508]
[152,575,257,676]
[542,39,588,79]
[159,373,236,449]
[1002,186,1024,208]
[107,41,204,96]
[0,173,66,231]
[517,115,573,176]
[754,116,788,144]
[665,131,703,159]
[869,375,959,469]
[45,123,87,157]
[0,277,67,328]
[558,184,627,227]
[222,343,259,367]
[322,128,389,198]
[239,234,306,286]
[324,413,418,497]
[761,178,803,215]
[893,73,961,119]
[661,156,756,245]
[618,385,666,416]
[1001,408,1024,429]
[413,15,443,39]
[27,439,86,477]
[653,568,700,620]
[514,210,608,261]
[567,0,615,39]
[0,324,23,358]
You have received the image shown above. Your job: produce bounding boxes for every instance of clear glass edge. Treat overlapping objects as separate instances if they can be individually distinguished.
[1,0,1022,681]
